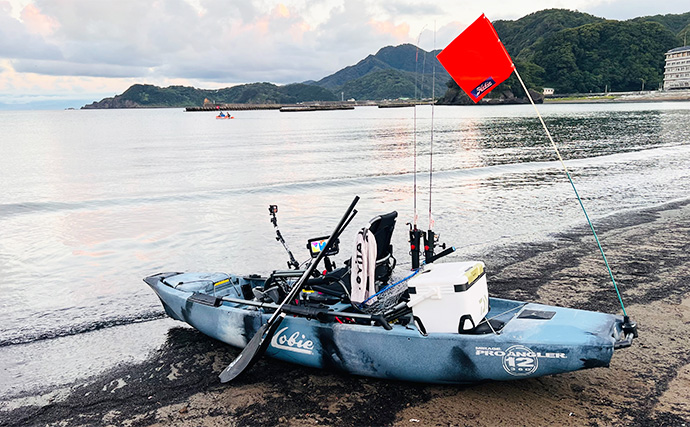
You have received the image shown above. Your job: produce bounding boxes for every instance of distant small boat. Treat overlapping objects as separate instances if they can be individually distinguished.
[216,114,234,119]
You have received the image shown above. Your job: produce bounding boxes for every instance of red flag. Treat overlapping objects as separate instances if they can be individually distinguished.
[437,14,514,103]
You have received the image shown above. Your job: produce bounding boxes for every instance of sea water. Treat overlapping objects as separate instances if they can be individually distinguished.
[1,102,689,396]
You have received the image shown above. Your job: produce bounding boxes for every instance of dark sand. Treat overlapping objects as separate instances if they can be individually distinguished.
[2,200,689,426]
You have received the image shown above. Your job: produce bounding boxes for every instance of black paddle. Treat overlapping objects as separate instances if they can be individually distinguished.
[219,196,360,382]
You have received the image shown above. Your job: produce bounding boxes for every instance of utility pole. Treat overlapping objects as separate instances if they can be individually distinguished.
[640,78,645,92]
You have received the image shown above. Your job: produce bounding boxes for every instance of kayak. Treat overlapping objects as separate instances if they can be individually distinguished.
[144,268,634,384]
[144,208,636,384]
[216,115,234,119]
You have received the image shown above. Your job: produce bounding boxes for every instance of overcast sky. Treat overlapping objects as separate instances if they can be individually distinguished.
[1,0,688,109]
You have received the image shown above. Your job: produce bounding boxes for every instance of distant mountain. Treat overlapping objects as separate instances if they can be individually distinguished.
[630,11,690,34]
[440,8,688,104]
[313,44,449,99]
[339,69,419,101]
[530,20,678,93]
[82,84,206,108]
[82,82,337,109]
[493,9,605,60]
[211,82,338,104]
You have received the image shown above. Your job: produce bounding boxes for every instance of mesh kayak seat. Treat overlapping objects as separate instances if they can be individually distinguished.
[306,211,398,303]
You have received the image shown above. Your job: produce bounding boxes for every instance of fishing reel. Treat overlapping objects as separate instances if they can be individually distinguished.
[408,223,455,269]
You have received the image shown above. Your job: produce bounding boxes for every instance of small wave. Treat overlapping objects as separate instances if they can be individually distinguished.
[2,143,688,219]
[0,310,167,347]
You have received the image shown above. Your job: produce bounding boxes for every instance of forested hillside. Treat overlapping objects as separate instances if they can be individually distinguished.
[82,82,337,109]
[531,20,678,92]
[313,44,448,100]
[493,9,605,60]
[440,8,687,103]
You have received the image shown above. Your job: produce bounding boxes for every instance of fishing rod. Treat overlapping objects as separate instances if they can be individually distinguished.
[422,21,453,265]
[408,23,455,268]
[409,28,426,270]
[425,21,437,265]
[268,205,300,270]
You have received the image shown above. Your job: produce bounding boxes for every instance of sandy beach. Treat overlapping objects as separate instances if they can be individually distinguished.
[2,199,689,426]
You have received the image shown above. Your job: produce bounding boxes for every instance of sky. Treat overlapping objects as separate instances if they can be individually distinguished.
[1,0,688,109]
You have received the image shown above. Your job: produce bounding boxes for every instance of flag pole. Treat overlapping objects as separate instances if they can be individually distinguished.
[513,69,627,317]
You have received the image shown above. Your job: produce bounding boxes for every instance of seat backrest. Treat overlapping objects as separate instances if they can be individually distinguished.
[367,211,397,284]
[368,211,397,261]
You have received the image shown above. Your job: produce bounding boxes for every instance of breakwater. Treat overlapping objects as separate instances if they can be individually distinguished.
[187,100,430,112]
[186,104,281,111]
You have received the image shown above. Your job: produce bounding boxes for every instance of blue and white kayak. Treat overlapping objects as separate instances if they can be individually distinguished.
[144,268,636,384]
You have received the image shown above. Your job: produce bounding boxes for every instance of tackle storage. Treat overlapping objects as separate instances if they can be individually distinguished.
[407,261,489,333]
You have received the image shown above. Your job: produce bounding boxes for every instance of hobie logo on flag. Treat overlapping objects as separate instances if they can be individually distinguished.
[471,77,496,99]
[437,14,514,103]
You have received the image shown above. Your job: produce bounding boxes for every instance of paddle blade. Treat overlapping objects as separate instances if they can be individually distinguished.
[219,316,283,383]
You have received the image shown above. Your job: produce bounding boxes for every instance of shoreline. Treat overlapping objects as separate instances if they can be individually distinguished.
[2,199,690,426]
[544,89,690,104]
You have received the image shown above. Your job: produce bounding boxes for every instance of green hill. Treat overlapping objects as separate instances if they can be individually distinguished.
[83,82,337,108]
[313,44,449,99]
[493,9,605,60]
[339,69,421,101]
[440,8,688,103]
[630,11,690,34]
[530,20,679,93]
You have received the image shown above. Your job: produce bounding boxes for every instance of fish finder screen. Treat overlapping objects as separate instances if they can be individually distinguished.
[307,236,339,258]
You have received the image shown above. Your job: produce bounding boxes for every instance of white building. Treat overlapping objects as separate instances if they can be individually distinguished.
[543,87,554,96]
[663,46,690,90]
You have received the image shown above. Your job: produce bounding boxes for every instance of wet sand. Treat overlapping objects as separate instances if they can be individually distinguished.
[2,200,689,426]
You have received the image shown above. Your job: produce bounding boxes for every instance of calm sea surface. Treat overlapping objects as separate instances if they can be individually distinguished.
[1,103,690,396]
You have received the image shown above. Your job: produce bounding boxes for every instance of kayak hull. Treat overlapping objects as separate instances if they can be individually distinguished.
[146,272,629,384]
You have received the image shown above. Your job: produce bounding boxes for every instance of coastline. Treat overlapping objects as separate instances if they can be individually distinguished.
[545,89,690,104]
[2,199,690,426]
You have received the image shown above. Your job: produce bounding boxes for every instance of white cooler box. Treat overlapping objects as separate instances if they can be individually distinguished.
[407,261,489,333]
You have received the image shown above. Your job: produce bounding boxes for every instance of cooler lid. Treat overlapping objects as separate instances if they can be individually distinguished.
[408,261,484,289]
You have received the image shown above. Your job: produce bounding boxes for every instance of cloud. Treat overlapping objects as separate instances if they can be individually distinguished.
[0,4,61,59]
[2,0,429,86]
[21,1,332,83]
[20,3,58,36]
[380,2,444,17]
[12,58,150,78]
